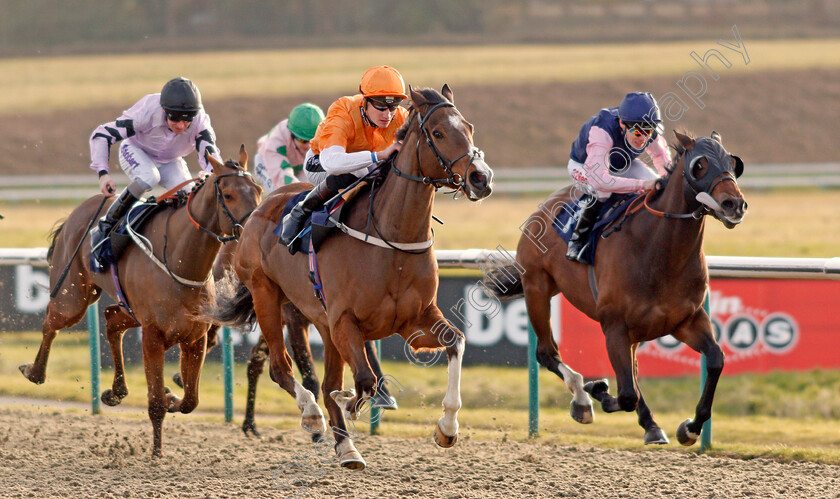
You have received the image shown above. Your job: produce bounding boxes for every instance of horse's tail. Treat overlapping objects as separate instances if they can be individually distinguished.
[46,221,66,264]
[481,265,524,301]
[203,270,257,328]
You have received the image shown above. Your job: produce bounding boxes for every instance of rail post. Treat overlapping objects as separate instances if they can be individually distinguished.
[86,302,101,415]
[700,290,713,450]
[222,326,234,423]
[528,322,539,437]
[370,339,382,435]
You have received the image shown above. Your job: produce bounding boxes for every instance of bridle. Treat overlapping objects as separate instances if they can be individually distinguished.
[643,138,739,220]
[186,169,255,243]
[391,101,484,191]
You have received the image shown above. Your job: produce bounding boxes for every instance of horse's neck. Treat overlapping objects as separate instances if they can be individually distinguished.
[161,186,222,279]
[641,172,706,269]
[351,142,434,245]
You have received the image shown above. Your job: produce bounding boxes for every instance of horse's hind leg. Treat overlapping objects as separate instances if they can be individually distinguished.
[284,303,320,401]
[523,271,592,423]
[173,325,218,389]
[101,305,139,406]
[251,277,325,435]
[20,296,91,384]
[242,334,268,437]
[365,341,397,410]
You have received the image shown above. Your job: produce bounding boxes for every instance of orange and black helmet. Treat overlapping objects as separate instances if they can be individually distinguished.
[359,66,408,104]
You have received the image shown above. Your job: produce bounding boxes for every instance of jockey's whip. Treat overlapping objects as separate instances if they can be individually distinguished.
[50,196,108,298]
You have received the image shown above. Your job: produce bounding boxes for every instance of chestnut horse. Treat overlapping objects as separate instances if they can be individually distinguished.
[208,86,493,469]
[20,147,262,456]
[195,244,394,438]
[485,131,746,445]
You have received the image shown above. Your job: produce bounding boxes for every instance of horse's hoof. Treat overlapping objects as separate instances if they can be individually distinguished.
[241,420,260,437]
[434,423,458,448]
[163,386,172,394]
[101,389,124,407]
[302,413,327,435]
[676,418,699,446]
[644,427,669,445]
[311,432,324,443]
[570,401,594,424]
[583,379,609,397]
[172,373,184,389]
[339,451,366,470]
[18,364,44,385]
[372,393,398,410]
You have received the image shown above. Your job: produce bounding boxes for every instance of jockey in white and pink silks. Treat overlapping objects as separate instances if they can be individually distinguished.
[88,77,223,270]
[565,91,672,263]
[253,103,324,192]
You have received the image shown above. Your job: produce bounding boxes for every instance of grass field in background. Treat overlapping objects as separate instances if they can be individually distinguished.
[2,331,840,464]
[2,189,839,257]
[3,38,840,116]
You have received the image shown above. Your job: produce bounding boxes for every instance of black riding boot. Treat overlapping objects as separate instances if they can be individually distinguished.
[279,182,336,253]
[565,197,604,263]
[90,189,138,251]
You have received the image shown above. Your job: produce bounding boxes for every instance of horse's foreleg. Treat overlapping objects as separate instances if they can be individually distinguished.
[330,316,378,421]
[600,323,638,412]
[284,303,320,401]
[401,308,464,448]
[672,311,724,446]
[101,305,138,406]
[523,272,592,424]
[364,341,397,410]
[242,334,268,436]
[251,278,324,435]
[141,327,168,457]
[321,331,365,470]
[175,331,208,414]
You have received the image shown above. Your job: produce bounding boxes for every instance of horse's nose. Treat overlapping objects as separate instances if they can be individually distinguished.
[721,197,747,218]
[468,169,492,198]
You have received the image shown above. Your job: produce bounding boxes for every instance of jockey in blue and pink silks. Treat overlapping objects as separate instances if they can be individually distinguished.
[88,77,223,268]
[565,91,672,263]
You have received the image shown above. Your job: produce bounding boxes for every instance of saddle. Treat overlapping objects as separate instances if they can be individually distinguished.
[552,193,639,265]
[273,181,370,255]
[90,194,185,272]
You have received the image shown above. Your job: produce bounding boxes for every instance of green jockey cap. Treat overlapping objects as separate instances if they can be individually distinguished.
[288,102,325,141]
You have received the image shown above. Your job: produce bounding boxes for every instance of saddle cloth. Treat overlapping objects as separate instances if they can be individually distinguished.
[551,193,639,265]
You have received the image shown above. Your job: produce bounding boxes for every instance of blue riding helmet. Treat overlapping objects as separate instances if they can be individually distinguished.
[619,92,663,133]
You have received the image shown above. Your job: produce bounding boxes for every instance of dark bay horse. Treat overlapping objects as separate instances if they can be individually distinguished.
[208,86,493,469]
[20,147,262,456]
[485,131,746,445]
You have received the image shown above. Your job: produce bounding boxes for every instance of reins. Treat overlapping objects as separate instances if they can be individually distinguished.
[186,170,253,243]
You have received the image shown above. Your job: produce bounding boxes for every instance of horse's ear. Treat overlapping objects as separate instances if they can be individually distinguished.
[673,130,695,150]
[238,144,249,171]
[731,154,744,178]
[206,150,224,175]
[441,84,454,104]
[711,130,723,145]
[410,85,426,110]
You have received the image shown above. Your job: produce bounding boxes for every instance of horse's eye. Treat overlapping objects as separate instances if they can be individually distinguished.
[432,130,444,139]
[223,193,234,201]
[691,158,707,179]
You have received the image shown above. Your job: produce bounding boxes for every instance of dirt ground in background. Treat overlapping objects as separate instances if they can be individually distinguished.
[3,68,840,176]
[1,406,839,499]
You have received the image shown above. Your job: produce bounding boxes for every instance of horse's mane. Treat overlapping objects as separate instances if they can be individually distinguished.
[395,87,448,142]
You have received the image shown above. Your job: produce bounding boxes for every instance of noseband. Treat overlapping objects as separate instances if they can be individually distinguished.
[391,101,485,190]
[187,169,254,242]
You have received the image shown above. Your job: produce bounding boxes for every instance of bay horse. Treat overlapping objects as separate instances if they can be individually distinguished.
[207,86,493,469]
[485,131,746,445]
[20,147,262,456]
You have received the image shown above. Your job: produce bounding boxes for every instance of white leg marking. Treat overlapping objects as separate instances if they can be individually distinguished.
[438,337,464,437]
[295,380,326,433]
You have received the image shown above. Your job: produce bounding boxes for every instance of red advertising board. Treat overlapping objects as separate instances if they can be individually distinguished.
[557,279,840,378]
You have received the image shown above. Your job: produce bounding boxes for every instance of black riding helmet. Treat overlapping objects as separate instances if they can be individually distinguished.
[160,77,201,120]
